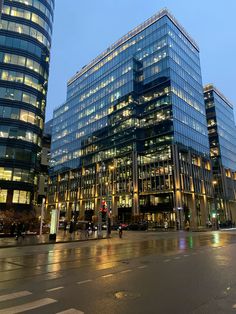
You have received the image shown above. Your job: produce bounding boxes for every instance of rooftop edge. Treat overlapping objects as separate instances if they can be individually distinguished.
[204,84,233,109]
[67,8,199,86]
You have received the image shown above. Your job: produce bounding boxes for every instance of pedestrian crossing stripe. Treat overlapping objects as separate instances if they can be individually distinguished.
[56,309,84,314]
[0,297,57,314]
[0,291,32,302]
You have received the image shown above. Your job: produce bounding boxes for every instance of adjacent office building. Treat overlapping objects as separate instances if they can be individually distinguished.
[204,85,236,223]
[0,0,54,211]
[48,9,215,228]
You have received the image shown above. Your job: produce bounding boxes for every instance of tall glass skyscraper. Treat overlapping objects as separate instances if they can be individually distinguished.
[49,9,213,229]
[204,84,236,223]
[0,0,54,211]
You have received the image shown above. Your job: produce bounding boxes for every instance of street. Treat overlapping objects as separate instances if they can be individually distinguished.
[0,230,236,313]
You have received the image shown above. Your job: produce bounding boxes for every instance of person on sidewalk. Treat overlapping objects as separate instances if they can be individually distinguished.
[10,222,16,237]
[69,220,74,238]
[185,220,190,232]
[15,222,25,240]
[63,220,68,235]
[164,220,168,231]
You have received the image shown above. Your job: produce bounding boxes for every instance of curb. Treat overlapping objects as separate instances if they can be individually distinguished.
[0,236,109,249]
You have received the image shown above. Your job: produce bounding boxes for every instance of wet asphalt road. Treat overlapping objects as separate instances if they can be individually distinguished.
[0,230,236,313]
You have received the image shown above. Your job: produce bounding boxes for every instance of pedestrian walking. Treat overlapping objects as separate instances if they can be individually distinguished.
[10,222,16,237]
[185,220,190,231]
[69,220,74,238]
[15,222,25,240]
[63,220,68,235]
[164,220,168,231]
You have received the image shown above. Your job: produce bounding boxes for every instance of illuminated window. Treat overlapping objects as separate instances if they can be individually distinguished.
[0,189,8,203]
[13,190,30,204]
[0,167,12,180]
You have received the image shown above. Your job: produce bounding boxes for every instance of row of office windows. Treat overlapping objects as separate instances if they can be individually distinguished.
[173,106,207,136]
[3,4,52,35]
[174,132,209,155]
[0,35,45,59]
[69,32,168,99]
[0,144,37,163]
[0,51,48,79]
[0,125,41,146]
[8,0,54,22]
[0,189,30,204]
[169,58,202,94]
[139,147,171,165]
[166,22,199,65]
[70,58,133,100]
[52,83,133,149]
[68,18,199,96]
[67,23,169,94]
[0,87,45,110]
[0,105,43,129]
[0,69,45,93]
[170,67,204,108]
[0,19,50,48]
[0,166,36,184]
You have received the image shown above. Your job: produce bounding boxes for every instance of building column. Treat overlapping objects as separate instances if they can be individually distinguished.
[200,195,208,227]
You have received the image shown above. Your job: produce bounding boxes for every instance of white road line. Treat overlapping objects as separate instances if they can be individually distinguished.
[56,309,84,314]
[46,286,64,292]
[137,265,147,269]
[232,304,236,309]
[164,259,171,262]
[120,269,132,274]
[174,257,180,260]
[192,252,197,255]
[77,280,92,285]
[102,274,113,278]
[184,255,189,257]
[0,291,32,302]
[0,298,57,314]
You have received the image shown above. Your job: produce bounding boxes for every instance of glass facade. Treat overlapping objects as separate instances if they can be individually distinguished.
[204,85,236,221]
[49,9,212,228]
[0,0,54,211]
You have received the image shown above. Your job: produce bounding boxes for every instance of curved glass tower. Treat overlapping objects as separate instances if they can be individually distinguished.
[0,0,54,211]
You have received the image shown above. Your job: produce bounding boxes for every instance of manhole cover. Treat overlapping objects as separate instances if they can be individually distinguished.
[114,291,140,300]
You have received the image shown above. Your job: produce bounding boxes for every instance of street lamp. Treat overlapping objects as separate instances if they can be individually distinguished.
[39,198,45,236]
[212,180,219,229]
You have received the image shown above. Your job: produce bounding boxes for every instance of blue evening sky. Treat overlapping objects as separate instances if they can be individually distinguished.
[46,0,236,121]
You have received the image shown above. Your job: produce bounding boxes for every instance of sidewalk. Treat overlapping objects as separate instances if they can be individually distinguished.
[0,230,109,249]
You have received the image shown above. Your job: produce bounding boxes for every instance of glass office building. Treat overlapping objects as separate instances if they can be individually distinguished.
[204,85,236,222]
[0,0,54,211]
[49,9,213,228]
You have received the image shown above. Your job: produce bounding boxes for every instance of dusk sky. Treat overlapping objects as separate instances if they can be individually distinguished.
[46,0,236,121]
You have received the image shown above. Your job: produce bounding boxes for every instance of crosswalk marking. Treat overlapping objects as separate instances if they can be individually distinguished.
[102,274,113,278]
[56,309,84,314]
[120,269,132,273]
[77,279,92,285]
[46,286,64,292]
[0,298,57,314]
[0,291,32,302]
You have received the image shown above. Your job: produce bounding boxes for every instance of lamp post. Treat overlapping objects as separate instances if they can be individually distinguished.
[39,198,45,236]
[107,164,115,235]
[212,180,219,229]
